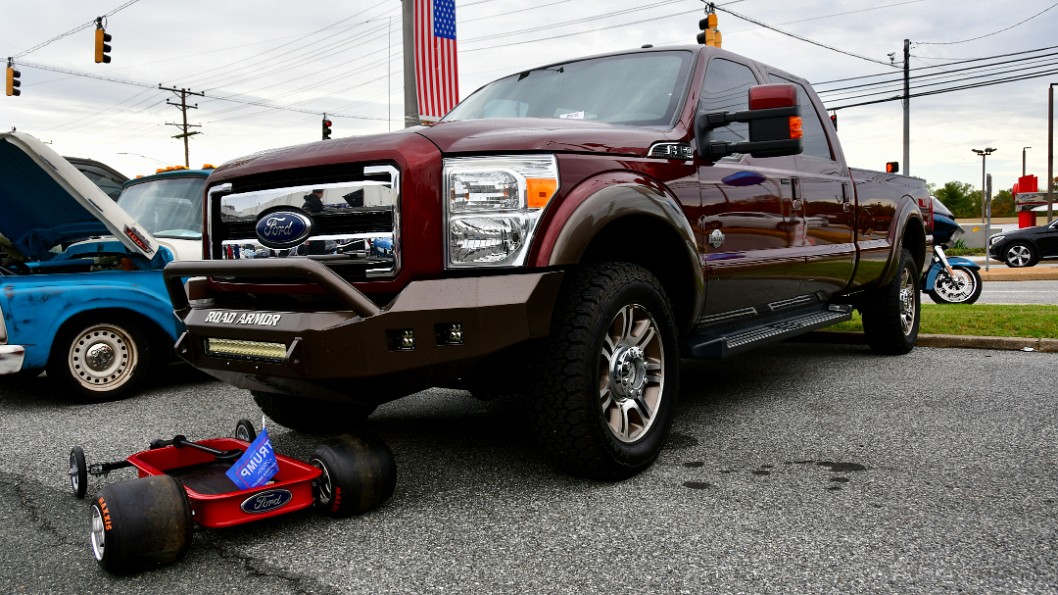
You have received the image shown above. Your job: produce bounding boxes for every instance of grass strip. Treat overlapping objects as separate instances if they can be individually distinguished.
[823,304,1058,339]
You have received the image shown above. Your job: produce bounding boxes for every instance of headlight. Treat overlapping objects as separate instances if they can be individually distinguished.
[989,234,1005,246]
[444,155,559,268]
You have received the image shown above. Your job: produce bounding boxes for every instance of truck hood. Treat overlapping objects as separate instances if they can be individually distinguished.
[0,131,160,262]
[417,118,681,156]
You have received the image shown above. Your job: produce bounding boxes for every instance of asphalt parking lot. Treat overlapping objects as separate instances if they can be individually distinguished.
[1,341,1056,594]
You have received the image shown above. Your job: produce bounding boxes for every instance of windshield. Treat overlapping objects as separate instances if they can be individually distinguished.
[117,176,205,238]
[444,50,693,127]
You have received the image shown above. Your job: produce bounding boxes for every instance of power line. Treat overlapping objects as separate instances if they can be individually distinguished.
[917,1,1058,45]
[12,0,142,58]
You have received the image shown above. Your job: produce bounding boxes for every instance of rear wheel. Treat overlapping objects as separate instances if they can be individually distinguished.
[234,419,257,442]
[252,391,375,434]
[861,248,920,355]
[310,434,397,517]
[528,262,680,481]
[48,317,151,401]
[91,475,192,574]
[928,266,982,305]
[69,446,88,499]
[1003,242,1037,268]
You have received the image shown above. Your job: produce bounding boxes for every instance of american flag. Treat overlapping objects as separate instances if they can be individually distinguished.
[415,0,459,121]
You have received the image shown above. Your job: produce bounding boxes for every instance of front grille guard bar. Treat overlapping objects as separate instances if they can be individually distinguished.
[164,259,382,319]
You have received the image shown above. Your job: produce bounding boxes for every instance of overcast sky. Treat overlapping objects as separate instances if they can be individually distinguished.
[2,0,1056,193]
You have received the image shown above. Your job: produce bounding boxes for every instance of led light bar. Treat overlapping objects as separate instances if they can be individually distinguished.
[206,338,286,361]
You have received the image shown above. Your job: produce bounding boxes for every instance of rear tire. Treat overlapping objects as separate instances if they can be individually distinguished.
[310,434,397,517]
[528,262,680,481]
[234,419,257,442]
[252,391,375,434]
[70,446,88,499]
[91,475,193,575]
[48,316,151,401]
[861,248,920,355]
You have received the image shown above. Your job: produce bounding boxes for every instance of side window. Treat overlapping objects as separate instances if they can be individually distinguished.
[698,58,759,144]
[771,75,833,161]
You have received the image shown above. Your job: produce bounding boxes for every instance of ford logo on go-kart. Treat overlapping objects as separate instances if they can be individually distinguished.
[240,488,294,514]
[255,210,313,249]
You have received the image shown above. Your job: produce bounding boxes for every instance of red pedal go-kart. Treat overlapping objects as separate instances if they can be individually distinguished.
[68,420,396,574]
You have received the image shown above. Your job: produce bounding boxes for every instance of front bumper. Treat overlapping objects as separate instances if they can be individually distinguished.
[0,345,26,375]
[164,259,562,401]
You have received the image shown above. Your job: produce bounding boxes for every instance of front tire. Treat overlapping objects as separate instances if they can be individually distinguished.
[310,434,397,517]
[252,391,376,434]
[48,317,151,401]
[1003,242,1037,268]
[70,446,88,499]
[927,266,982,305]
[528,263,680,481]
[861,248,920,355]
[91,475,193,574]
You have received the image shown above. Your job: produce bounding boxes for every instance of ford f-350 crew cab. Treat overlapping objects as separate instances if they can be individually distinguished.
[165,46,930,480]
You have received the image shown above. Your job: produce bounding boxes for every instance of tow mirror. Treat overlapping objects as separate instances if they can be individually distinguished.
[695,83,804,160]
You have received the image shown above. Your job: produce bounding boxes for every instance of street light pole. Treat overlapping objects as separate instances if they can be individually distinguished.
[972,147,996,223]
[1022,146,1031,177]
[1048,83,1056,223]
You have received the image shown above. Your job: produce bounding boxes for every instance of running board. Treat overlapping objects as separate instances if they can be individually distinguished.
[685,305,853,359]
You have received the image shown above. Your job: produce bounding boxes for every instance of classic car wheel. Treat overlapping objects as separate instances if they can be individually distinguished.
[861,248,920,355]
[49,317,150,401]
[251,391,376,433]
[1003,242,1037,268]
[70,446,88,499]
[528,262,679,480]
[91,476,192,575]
[928,267,982,305]
[310,433,397,517]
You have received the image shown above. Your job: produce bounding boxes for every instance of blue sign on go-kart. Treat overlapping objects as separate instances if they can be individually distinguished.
[226,428,279,489]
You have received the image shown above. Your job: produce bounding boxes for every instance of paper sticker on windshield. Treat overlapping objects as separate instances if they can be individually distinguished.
[558,111,585,120]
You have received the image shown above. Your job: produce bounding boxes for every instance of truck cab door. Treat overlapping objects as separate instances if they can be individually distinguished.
[696,57,803,320]
[769,74,856,297]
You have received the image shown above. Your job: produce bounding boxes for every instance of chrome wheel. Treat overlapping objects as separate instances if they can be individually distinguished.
[898,266,916,336]
[90,504,106,562]
[66,323,138,393]
[599,304,665,444]
[1005,243,1034,267]
[933,269,978,303]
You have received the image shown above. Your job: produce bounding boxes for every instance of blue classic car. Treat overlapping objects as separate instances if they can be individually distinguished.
[0,131,209,400]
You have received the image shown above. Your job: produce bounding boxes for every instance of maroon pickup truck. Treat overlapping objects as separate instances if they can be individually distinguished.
[165,45,930,480]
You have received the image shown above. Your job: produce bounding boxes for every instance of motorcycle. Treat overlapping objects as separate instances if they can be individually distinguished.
[923,199,983,305]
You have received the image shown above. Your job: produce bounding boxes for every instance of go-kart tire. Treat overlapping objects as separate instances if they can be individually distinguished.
[234,418,257,442]
[90,475,193,575]
[310,433,396,518]
[252,391,375,434]
[70,446,88,499]
[861,248,920,355]
[48,315,152,402]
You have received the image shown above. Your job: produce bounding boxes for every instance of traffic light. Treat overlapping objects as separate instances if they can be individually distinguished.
[94,19,112,64]
[696,12,722,48]
[322,117,332,140]
[885,161,900,173]
[5,60,20,97]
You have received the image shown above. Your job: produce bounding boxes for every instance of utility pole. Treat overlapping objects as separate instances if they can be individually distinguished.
[902,39,910,175]
[160,85,204,167]
[1022,146,1031,177]
[402,0,419,128]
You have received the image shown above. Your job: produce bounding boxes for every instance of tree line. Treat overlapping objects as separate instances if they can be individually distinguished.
[931,176,1058,219]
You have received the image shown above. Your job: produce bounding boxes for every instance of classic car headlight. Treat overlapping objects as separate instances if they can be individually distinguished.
[444,155,559,268]
[989,234,1005,246]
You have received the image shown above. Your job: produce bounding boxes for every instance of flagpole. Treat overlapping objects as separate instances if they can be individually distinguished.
[402,0,419,128]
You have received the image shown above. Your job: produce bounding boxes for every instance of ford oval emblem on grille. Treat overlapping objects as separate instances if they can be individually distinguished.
[240,489,293,514]
[255,210,313,249]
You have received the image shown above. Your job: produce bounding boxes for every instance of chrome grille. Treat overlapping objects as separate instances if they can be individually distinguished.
[209,164,400,279]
